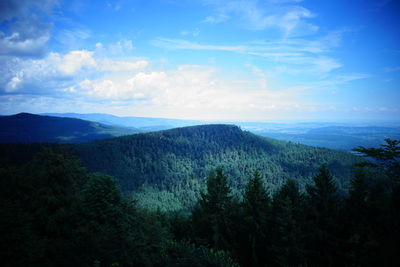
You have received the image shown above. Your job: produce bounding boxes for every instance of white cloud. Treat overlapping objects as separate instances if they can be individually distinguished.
[55,28,91,49]
[201,0,318,36]
[277,6,318,37]
[58,50,96,75]
[94,40,135,57]
[0,32,50,57]
[108,40,134,55]
[98,59,149,72]
[5,76,22,92]
[0,49,149,94]
[0,0,58,57]
[153,38,245,52]
[153,35,344,74]
[72,64,318,120]
[309,57,342,73]
[202,13,229,24]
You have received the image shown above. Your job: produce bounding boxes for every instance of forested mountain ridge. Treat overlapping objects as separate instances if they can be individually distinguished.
[0,113,140,143]
[72,124,359,210]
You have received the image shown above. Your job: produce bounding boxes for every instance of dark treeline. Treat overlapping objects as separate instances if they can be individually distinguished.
[1,140,399,266]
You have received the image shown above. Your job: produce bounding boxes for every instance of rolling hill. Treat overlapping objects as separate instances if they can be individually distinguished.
[42,112,400,151]
[0,121,360,211]
[71,124,359,210]
[0,113,140,143]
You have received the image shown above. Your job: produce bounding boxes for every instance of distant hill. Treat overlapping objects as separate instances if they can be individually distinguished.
[43,113,400,150]
[0,113,140,143]
[42,112,201,131]
[71,124,359,210]
[255,125,400,151]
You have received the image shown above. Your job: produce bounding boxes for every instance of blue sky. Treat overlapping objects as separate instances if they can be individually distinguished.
[0,0,399,121]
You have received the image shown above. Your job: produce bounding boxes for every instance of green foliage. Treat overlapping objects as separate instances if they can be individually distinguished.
[192,168,234,250]
[161,241,239,267]
[349,139,400,266]
[0,149,169,267]
[271,179,306,266]
[305,165,342,266]
[71,124,358,210]
[0,124,359,212]
[1,131,399,266]
[241,171,271,267]
[354,138,400,183]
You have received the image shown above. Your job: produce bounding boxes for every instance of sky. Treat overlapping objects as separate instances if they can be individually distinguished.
[0,0,399,122]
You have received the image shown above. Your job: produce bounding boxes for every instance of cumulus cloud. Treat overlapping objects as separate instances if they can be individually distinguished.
[98,59,149,72]
[0,31,50,57]
[57,50,96,75]
[0,49,149,95]
[0,0,59,57]
[71,64,317,120]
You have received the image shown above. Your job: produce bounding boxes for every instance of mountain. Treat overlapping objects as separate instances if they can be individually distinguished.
[42,112,202,131]
[0,122,360,210]
[0,113,140,143]
[43,113,400,150]
[71,124,359,210]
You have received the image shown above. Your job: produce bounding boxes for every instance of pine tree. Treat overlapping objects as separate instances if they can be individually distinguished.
[242,171,270,267]
[305,165,342,267]
[192,168,233,250]
[353,138,400,184]
[271,179,305,267]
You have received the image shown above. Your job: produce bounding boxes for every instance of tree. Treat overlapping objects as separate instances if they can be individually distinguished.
[353,138,400,183]
[241,171,270,267]
[192,168,233,250]
[305,165,342,266]
[353,139,400,266]
[271,179,305,267]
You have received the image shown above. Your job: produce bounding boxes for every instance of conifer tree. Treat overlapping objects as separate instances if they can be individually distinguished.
[242,171,270,267]
[305,165,342,266]
[271,179,305,267]
[192,168,233,250]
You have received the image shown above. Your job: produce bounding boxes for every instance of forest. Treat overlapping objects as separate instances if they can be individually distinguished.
[73,124,358,211]
[0,124,359,212]
[0,136,399,266]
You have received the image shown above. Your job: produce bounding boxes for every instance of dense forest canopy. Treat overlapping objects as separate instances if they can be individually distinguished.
[72,124,358,210]
[0,138,399,266]
[0,124,359,211]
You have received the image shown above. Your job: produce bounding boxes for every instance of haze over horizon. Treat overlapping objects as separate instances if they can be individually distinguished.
[1,0,399,121]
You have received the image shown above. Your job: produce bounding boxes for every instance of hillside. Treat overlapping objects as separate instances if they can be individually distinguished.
[42,113,400,150]
[0,113,140,143]
[72,124,359,210]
